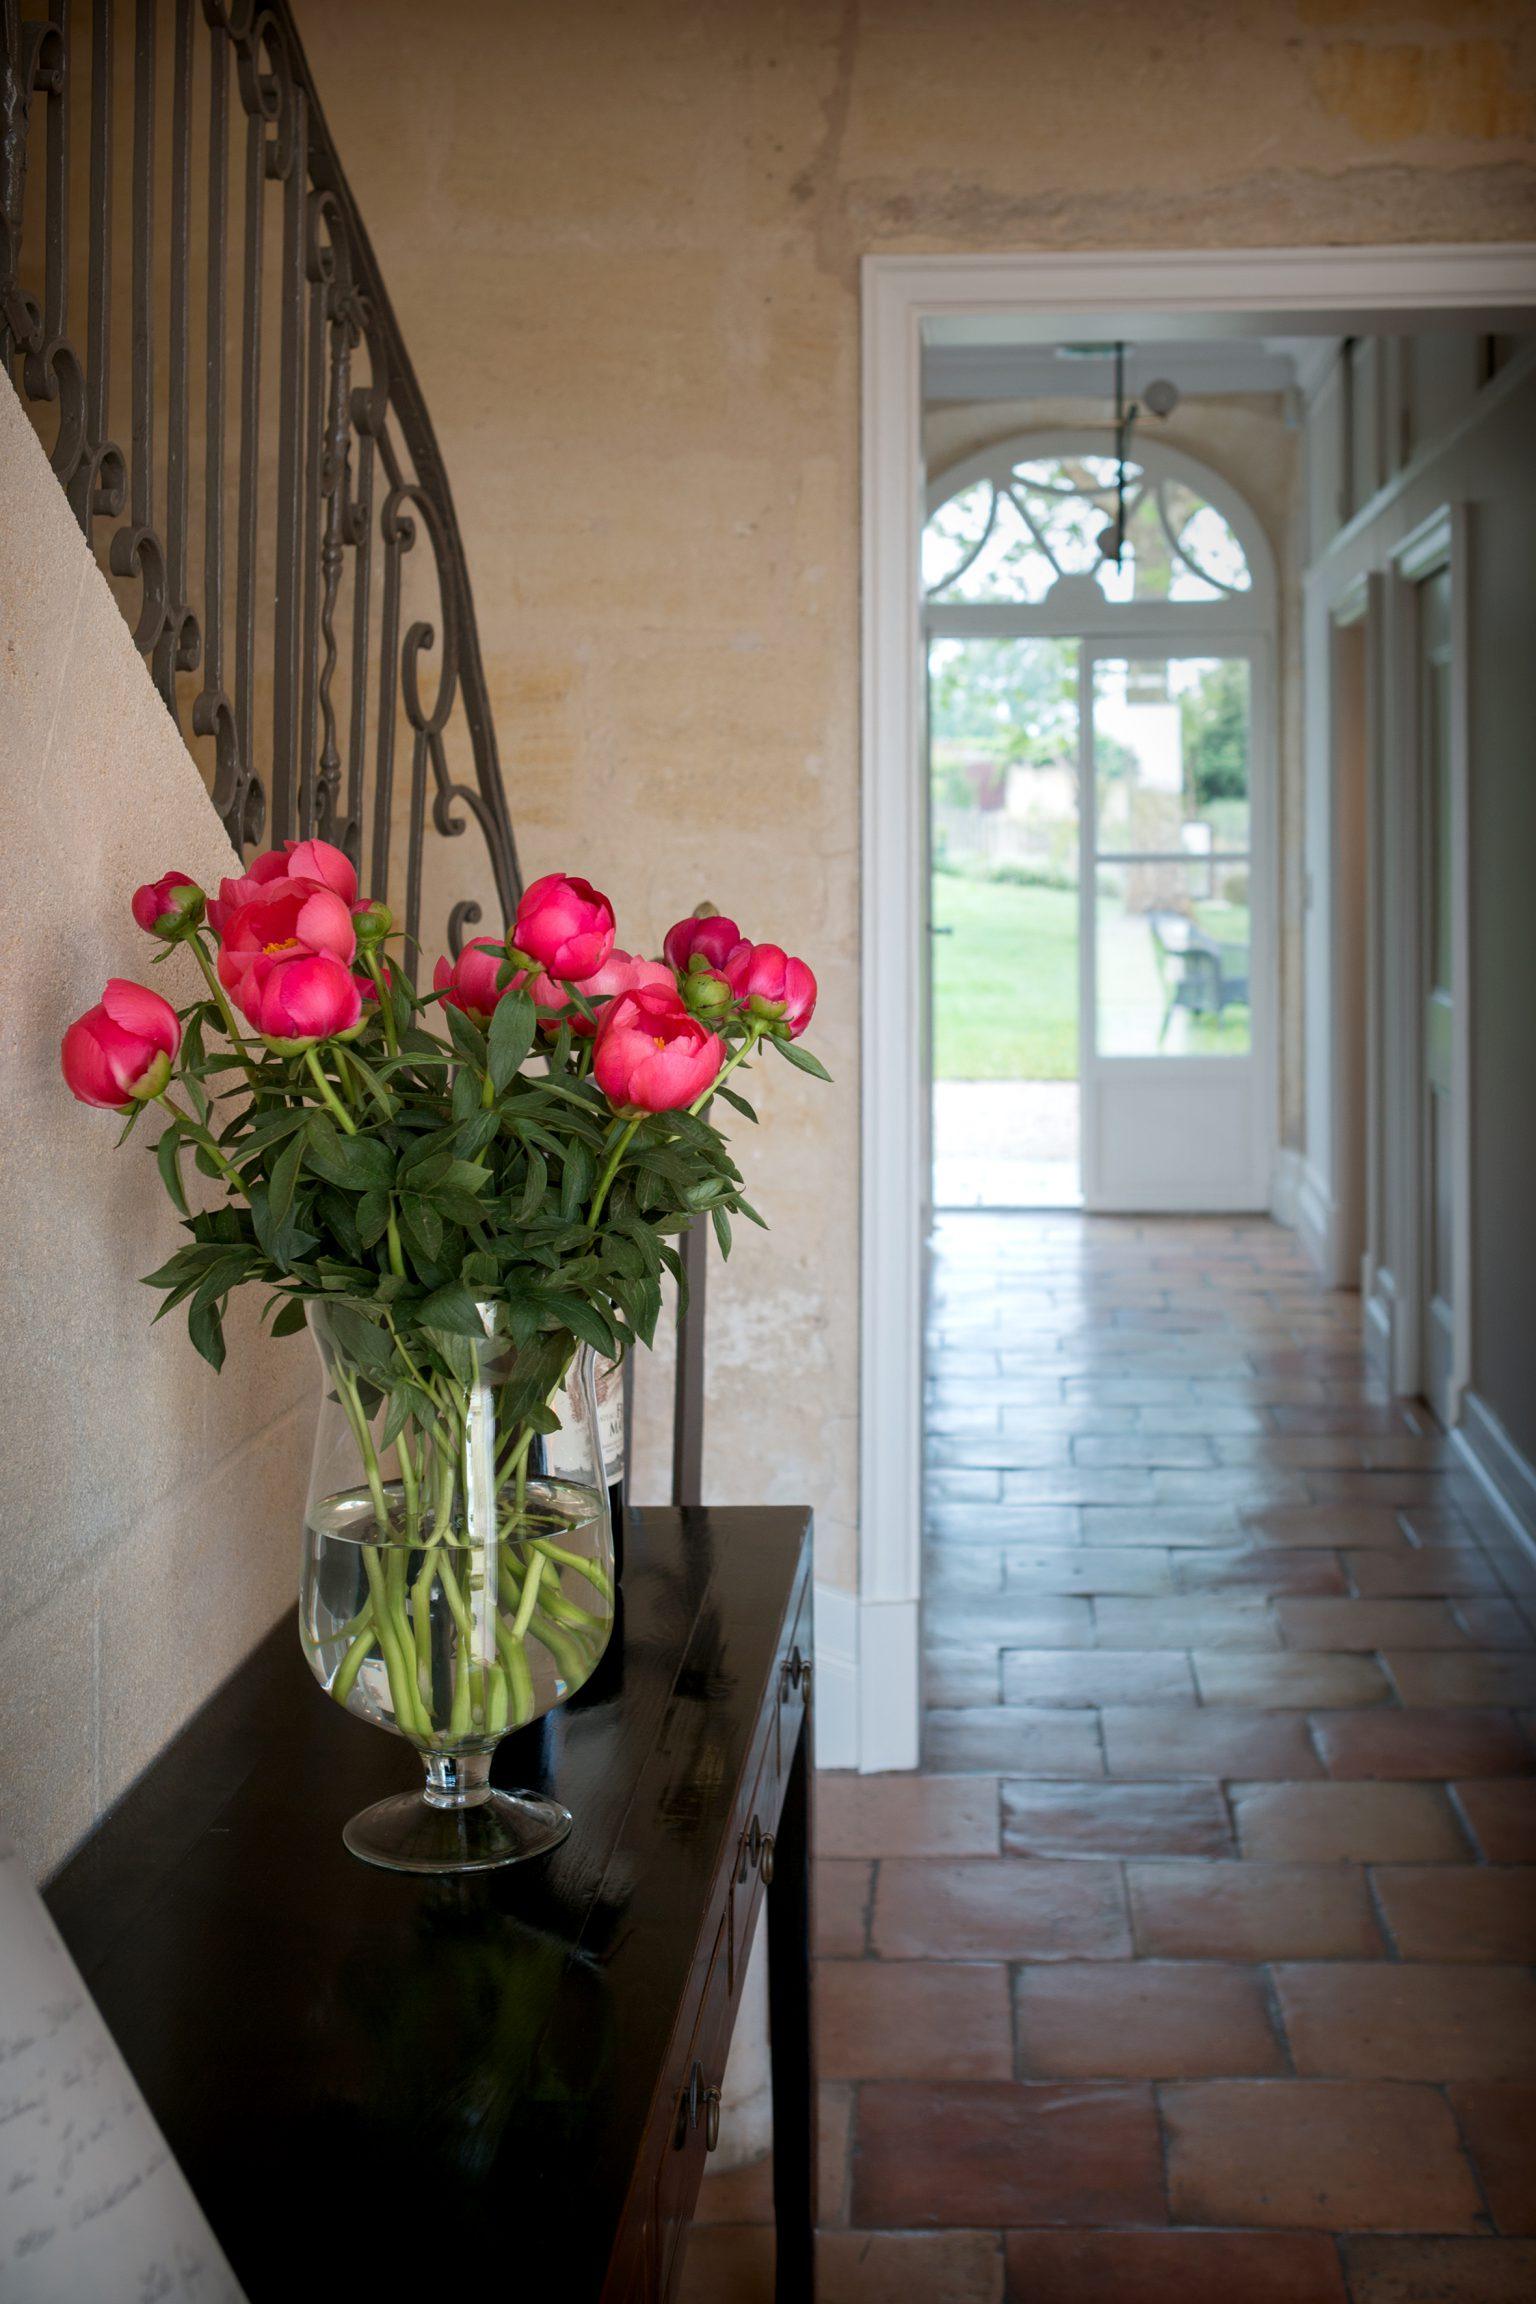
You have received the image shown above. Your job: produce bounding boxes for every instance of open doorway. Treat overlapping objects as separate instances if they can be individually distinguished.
[923,416,1277,1216]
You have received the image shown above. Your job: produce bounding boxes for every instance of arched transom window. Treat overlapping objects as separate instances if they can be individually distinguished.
[924,432,1274,626]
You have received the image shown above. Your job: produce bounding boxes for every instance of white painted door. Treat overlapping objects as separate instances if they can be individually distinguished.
[1417,567,1457,1424]
[1081,645,1271,1210]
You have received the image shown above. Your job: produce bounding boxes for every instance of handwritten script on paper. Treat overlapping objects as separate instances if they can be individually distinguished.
[0,1835,246,2303]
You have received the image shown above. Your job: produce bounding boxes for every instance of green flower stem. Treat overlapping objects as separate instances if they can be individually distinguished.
[485,1665,509,1734]
[155,1094,247,1192]
[530,1607,590,1686]
[303,1046,358,1134]
[511,1552,545,1640]
[188,939,262,1077]
[335,1370,391,1534]
[361,1548,425,1737]
[496,1620,535,1725]
[587,1114,643,1232]
[385,1205,406,1278]
[330,1627,377,1709]
[529,1536,613,1605]
[690,1024,761,1116]
[366,956,398,1057]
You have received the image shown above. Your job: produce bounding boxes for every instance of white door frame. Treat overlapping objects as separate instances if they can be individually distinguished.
[857,244,1536,1773]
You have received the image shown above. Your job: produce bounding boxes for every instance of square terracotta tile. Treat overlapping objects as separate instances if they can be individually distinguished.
[1453,1598,1536,1647]
[1231,1781,1469,1862]
[1241,1506,1409,1549]
[1348,1547,1501,1598]
[676,2223,773,2303]
[1341,2237,1536,2301]
[1092,1597,1281,1650]
[1002,1779,1232,1858]
[872,1857,1132,1962]
[1277,1597,1471,1650]
[1274,1961,1536,2079]
[927,1644,1004,1709]
[1100,1705,1319,1779]
[1193,1650,1393,1708]
[1002,2230,1348,2304]
[1373,1865,1536,1962]
[928,1596,1094,1650]
[1176,1547,1348,1596]
[852,2079,1165,2228]
[818,1958,1013,2081]
[1128,1859,1382,1958]
[1162,2079,1481,2229]
[1002,1649,1197,1706]
[1080,1506,1241,1548]
[1004,1546,1174,1596]
[822,2080,855,2227]
[818,1775,1000,1859]
[819,2229,1005,2304]
[817,1858,874,1957]
[1312,1707,1531,1780]
[1013,1960,1283,2079]
[924,1708,1104,1776]
[1453,1779,1536,1862]
[1447,2083,1536,2233]
[1387,1652,1536,1708]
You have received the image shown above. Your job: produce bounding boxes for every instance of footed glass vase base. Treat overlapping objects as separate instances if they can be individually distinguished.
[342,1784,573,1875]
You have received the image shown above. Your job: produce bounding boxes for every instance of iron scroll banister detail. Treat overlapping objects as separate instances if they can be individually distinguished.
[1,0,520,955]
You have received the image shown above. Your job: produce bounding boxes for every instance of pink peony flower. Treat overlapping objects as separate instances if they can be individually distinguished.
[205,837,357,934]
[216,879,357,997]
[512,872,616,981]
[61,980,181,1109]
[548,948,673,1039]
[131,870,204,939]
[663,911,741,977]
[593,983,724,1113]
[722,940,817,1038]
[236,949,363,1045]
[434,938,513,1026]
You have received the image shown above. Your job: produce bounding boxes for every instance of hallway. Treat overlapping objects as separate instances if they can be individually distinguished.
[692,1212,1536,2301]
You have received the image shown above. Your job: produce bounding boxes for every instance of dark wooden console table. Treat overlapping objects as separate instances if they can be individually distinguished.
[46,1506,816,2302]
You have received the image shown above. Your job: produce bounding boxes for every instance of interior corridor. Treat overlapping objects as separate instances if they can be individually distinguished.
[690,1212,1536,2301]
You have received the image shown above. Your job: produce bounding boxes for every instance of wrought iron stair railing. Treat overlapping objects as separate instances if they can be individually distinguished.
[2,0,714,1505]
[1,0,520,961]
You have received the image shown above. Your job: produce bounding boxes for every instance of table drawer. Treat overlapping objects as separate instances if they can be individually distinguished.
[655,1913,734,2298]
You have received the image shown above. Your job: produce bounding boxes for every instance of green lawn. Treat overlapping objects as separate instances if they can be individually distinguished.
[932,875,1079,1080]
[932,875,1251,1077]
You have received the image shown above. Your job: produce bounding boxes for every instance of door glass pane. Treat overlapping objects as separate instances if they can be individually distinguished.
[929,636,1081,1080]
[1096,859,1252,1056]
[1093,656,1252,853]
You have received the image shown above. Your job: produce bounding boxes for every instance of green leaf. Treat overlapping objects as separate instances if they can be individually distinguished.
[715,1085,758,1120]
[399,1193,443,1262]
[487,989,537,1092]
[538,1289,618,1357]
[712,1204,733,1260]
[306,1116,395,1193]
[155,1126,189,1217]
[270,1296,309,1339]
[270,1130,305,1231]
[515,1150,549,1224]
[326,1300,396,1375]
[445,1004,488,1066]
[417,1283,490,1339]
[355,1190,391,1250]
[774,1037,832,1081]
[188,1293,226,1371]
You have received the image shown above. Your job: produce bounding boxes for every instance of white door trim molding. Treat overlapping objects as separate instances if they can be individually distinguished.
[858,246,1536,1774]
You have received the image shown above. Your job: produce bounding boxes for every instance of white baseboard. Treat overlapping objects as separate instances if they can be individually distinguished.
[813,1586,921,1773]
[1292,1158,1335,1279]
[812,1583,859,1770]
[1454,1390,1536,1557]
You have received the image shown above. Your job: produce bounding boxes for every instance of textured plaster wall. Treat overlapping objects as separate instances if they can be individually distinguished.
[297,0,1536,1597]
[923,394,1305,1147]
[0,386,308,1878]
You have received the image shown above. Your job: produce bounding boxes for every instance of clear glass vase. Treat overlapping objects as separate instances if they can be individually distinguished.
[299,1300,615,1873]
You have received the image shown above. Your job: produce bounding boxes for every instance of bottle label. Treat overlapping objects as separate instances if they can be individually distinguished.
[544,1354,626,1484]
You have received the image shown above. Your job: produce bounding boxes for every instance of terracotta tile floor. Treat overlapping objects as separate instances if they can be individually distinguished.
[684,1214,1536,2302]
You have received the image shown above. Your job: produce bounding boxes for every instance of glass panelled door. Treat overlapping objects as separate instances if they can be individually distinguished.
[1081,649,1270,1209]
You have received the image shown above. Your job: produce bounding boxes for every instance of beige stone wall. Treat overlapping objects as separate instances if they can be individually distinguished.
[294,0,1535,1598]
[0,386,308,1878]
[923,394,1305,1146]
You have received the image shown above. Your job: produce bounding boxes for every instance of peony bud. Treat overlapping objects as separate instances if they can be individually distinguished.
[663,910,741,977]
[511,872,616,982]
[132,871,205,941]
[61,980,182,1110]
[236,949,363,1048]
[434,938,514,1027]
[721,940,818,1039]
[351,897,393,952]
